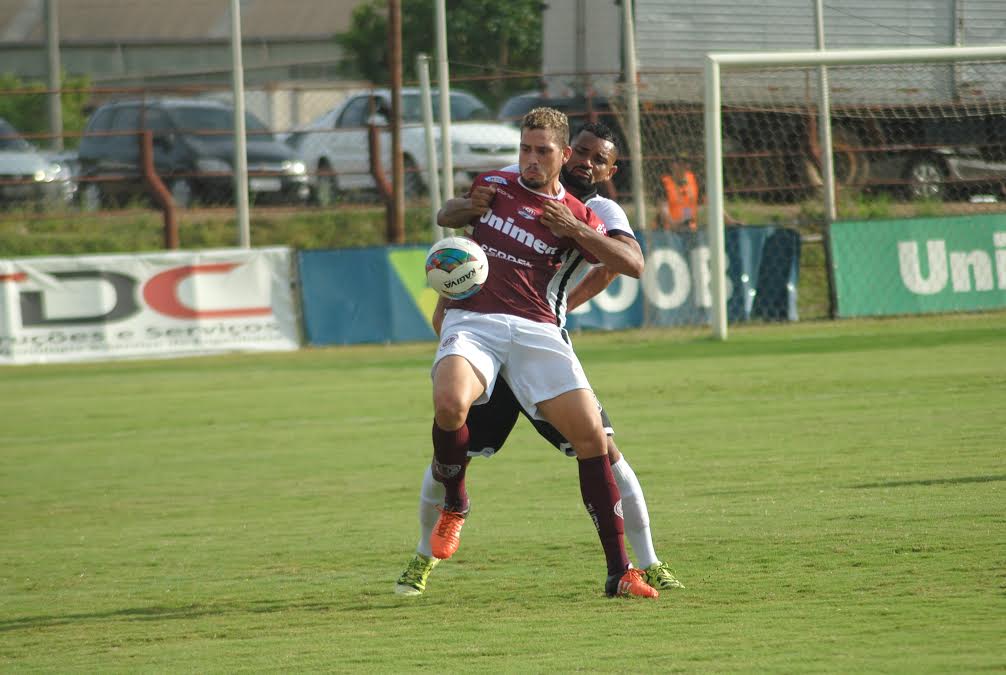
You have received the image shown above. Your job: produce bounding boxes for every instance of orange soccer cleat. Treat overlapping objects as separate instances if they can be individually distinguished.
[430,507,467,560]
[605,567,659,599]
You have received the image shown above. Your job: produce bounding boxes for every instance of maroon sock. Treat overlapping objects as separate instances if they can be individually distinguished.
[431,421,470,513]
[578,454,629,577]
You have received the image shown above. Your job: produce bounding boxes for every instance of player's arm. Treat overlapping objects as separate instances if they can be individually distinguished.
[567,266,617,312]
[565,234,640,311]
[436,185,496,228]
[540,201,644,278]
[431,295,448,336]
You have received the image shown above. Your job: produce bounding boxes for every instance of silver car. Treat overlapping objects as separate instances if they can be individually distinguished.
[0,118,76,209]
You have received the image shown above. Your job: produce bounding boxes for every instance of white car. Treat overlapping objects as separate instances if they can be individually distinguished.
[288,88,521,205]
[0,117,76,209]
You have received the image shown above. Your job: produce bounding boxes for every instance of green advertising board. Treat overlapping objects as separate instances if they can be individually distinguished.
[830,213,1006,317]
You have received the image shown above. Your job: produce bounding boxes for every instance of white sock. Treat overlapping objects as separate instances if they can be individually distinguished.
[611,456,660,569]
[416,464,444,558]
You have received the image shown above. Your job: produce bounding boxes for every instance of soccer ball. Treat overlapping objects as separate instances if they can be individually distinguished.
[425,236,489,300]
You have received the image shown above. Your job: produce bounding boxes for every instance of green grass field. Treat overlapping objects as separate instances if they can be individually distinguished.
[2,314,1004,672]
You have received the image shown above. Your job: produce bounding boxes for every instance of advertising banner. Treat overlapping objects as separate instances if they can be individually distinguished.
[830,214,1006,317]
[299,226,800,346]
[0,248,299,364]
[567,227,800,330]
[299,247,437,345]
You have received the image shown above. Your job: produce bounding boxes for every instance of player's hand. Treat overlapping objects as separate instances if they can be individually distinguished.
[469,185,496,214]
[540,200,581,237]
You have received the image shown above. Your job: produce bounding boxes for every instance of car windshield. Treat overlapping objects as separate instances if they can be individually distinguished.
[400,93,491,123]
[0,119,32,152]
[170,106,272,137]
[498,94,540,121]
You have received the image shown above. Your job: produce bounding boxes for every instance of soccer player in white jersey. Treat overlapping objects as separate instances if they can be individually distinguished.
[396,122,684,597]
[404,110,658,599]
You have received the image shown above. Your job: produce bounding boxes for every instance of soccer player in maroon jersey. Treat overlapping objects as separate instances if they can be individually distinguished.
[418,108,657,598]
[396,123,684,597]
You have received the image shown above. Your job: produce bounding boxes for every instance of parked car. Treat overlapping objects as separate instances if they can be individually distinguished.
[77,98,309,209]
[287,88,521,205]
[497,91,619,131]
[496,91,629,189]
[857,115,1006,201]
[0,117,76,209]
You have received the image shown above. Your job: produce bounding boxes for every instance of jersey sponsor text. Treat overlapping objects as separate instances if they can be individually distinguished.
[478,208,559,257]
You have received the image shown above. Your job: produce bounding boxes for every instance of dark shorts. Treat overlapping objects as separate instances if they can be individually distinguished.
[466,376,614,458]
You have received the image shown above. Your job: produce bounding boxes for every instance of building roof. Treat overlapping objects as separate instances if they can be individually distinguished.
[0,0,358,43]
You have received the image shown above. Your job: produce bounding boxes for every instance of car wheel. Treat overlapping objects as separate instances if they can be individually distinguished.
[403,157,425,198]
[804,127,868,190]
[169,178,194,208]
[80,183,103,212]
[906,157,945,201]
[832,126,868,187]
[314,162,337,207]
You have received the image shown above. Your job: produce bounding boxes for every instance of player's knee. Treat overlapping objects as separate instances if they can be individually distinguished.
[433,392,469,431]
[569,431,608,459]
[571,444,607,459]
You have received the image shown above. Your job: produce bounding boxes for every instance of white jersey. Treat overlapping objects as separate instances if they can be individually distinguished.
[555,193,634,327]
[499,165,636,326]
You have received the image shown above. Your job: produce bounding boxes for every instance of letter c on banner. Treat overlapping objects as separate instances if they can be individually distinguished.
[643,248,691,310]
[144,263,272,319]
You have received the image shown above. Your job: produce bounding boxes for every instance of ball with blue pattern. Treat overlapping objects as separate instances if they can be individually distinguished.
[425,236,489,300]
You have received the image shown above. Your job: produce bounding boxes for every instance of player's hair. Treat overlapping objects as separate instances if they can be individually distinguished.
[521,107,569,147]
[574,121,620,156]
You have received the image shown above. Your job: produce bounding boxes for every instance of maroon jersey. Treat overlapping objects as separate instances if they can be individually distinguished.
[447,170,608,324]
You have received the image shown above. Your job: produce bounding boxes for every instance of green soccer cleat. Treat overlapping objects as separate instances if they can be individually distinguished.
[394,553,440,596]
[644,561,685,590]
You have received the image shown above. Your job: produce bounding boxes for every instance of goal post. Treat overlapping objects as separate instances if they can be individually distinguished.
[704,45,1006,340]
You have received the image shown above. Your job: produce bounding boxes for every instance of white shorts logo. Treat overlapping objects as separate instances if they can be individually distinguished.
[613,499,624,520]
[439,334,459,350]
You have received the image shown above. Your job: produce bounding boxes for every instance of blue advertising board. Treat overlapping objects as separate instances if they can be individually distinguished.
[299,226,800,346]
[567,227,800,330]
[299,248,436,345]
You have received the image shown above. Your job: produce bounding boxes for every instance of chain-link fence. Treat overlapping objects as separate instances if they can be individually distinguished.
[608,61,1006,221]
[3,45,1005,327]
[0,78,530,210]
[601,58,1006,323]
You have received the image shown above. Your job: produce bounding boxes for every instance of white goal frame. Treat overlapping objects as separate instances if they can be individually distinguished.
[703,45,1006,340]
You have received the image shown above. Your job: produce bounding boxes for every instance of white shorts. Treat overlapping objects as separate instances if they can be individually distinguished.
[432,310,592,420]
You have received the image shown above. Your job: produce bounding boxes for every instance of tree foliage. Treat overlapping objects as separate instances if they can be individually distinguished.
[335,0,543,110]
[0,73,92,148]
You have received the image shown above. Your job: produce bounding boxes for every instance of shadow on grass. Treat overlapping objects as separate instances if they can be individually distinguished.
[0,598,336,633]
[850,474,1006,489]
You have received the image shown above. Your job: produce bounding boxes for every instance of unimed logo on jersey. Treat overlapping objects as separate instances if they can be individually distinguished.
[478,208,558,256]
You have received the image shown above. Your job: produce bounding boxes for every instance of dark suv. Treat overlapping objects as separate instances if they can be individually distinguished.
[77,98,309,209]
